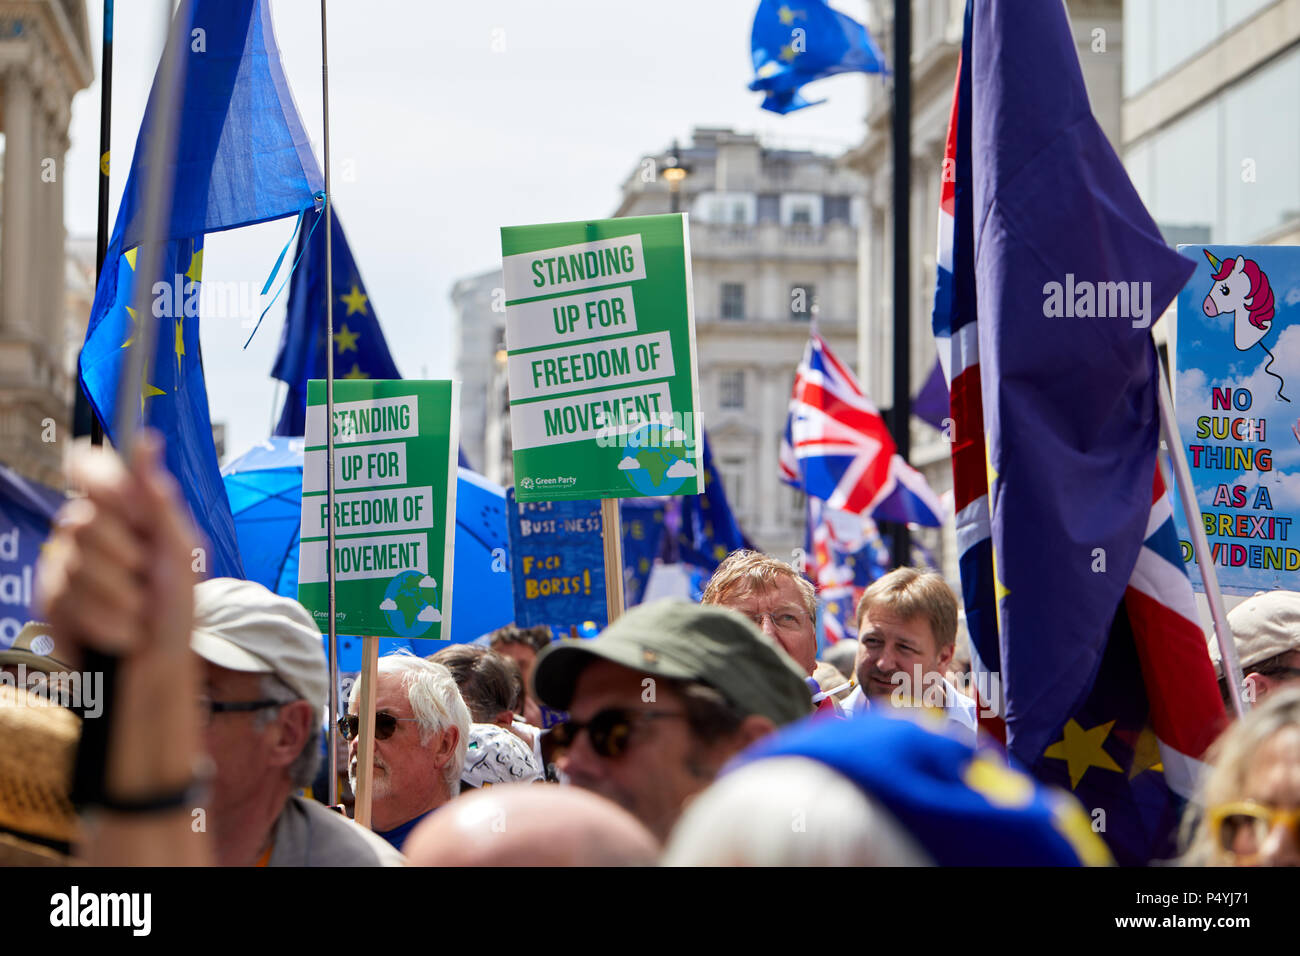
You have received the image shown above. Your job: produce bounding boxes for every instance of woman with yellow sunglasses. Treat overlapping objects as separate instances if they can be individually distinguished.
[1181,689,1300,866]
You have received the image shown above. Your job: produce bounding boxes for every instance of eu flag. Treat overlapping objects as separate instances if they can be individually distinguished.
[79,0,322,579]
[749,1,885,114]
[941,0,1226,863]
[271,206,401,436]
[676,432,755,573]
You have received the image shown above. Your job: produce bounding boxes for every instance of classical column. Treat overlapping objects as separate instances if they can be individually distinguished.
[2,66,35,339]
[45,125,69,388]
[758,365,781,541]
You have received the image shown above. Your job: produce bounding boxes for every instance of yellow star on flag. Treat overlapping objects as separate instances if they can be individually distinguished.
[778,5,796,25]
[984,435,1011,605]
[333,323,360,354]
[779,44,798,62]
[184,247,204,283]
[1043,719,1123,789]
[175,319,185,379]
[124,246,138,271]
[1129,725,1165,779]
[139,357,165,414]
[340,284,368,316]
[121,306,139,349]
[342,364,369,380]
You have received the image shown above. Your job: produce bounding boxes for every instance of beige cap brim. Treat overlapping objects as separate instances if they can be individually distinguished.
[191,629,274,674]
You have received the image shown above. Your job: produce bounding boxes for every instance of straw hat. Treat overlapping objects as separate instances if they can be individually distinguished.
[0,683,80,864]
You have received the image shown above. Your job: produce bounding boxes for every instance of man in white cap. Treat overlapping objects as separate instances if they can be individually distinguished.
[1216,591,1300,706]
[193,577,404,866]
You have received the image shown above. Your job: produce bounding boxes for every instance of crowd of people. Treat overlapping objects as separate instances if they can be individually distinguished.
[2,436,1298,866]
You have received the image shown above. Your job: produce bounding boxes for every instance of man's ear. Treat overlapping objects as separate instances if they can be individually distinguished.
[432,724,460,770]
[734,714,776,750]
[1244,672,1272,703]
[936,642,955,674]
[270,699,315,769]
[493,709,515,728]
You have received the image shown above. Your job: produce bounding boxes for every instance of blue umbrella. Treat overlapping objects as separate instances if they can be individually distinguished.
[221,438,513,669]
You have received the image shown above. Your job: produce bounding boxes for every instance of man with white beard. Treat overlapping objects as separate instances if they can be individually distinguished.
[343,653,470,850]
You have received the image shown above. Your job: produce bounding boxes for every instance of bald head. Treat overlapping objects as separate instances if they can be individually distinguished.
[405,785,659,866]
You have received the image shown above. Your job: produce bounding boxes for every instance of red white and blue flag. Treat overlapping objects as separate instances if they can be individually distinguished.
[803,496,892,644]
[934,0,1226,864]
[780,332,942,526]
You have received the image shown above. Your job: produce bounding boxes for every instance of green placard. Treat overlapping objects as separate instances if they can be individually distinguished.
[500,213,703,501]
[297,380,459,639]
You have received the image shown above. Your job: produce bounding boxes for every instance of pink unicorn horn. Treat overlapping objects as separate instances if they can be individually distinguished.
[1204,249,1222,272]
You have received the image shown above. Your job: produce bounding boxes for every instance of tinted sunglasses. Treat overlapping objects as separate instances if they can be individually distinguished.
[1209,801,1300,861]
[548,708,685,759]
[337,712,419,742]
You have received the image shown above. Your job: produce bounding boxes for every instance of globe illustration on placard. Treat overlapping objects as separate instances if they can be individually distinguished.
[618,422,697,496]
[380,569,442,637]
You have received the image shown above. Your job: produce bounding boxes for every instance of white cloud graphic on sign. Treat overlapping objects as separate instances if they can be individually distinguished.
[666,459,697,479]
[419,576,437,588]
[617,456,641,471]
[418,606,442,623]
[379,598,398,610]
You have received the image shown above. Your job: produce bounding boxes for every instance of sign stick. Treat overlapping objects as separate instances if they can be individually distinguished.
[601,498,625,623]
[320,0,341,806]
[1154,347,1249,719]
[352,636,379,829]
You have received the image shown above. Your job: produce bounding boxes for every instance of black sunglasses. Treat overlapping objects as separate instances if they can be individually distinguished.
[548,708,686,759]
[337,712,419,741]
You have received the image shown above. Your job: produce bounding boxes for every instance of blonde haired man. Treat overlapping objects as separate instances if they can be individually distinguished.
[847,567,978,744]
[702,550,818,675]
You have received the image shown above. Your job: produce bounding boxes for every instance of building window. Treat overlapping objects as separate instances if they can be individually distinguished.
[757,194,780,223]
[718,456,747,515]
[790,283,816,320]
[721,283,745,320]
[720,370,745,409]
[824,195,851,223]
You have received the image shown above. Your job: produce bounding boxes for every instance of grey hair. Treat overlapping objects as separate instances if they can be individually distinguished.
[662,756,932,867]
[348,651,470,794]
[256,674,321,791]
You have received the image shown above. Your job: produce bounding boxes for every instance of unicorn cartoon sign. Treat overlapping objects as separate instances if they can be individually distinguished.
[1173,244,1300,595]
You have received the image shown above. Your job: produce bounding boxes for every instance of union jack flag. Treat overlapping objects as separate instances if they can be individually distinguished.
[803,496,892,644]
[780,333,942,525]
[933,0,1225,864]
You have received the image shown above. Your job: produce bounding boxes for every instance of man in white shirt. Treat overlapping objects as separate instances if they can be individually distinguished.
[842,567,978,745]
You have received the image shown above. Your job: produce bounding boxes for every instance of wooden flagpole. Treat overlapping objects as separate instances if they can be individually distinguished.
[351,637,379,828]
[601,498,625,624]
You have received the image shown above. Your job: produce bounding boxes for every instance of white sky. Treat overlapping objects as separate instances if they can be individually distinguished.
[64,0,873,457]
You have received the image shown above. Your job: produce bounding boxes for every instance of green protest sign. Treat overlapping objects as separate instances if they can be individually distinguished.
[500,213,703,501]
[297,380,459,640]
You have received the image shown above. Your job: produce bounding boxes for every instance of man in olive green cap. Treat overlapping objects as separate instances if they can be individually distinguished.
[532,598,813,842]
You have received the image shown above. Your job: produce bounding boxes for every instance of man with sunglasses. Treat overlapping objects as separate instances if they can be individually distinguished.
[532,599,813,842]
[192,578,404,866]
[343,653,470,850]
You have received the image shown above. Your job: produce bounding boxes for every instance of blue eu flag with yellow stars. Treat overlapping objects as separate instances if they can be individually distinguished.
[271,206,401,436]
[677,432,755,573]
[749,1,886,114]
[79,0,323,580]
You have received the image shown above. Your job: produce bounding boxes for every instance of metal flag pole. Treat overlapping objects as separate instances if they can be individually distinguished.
[889,0,912,570]
[81,0,115,445]
[74,0,188,804]
[320,0,341,807]
[1154,347,1249,719]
